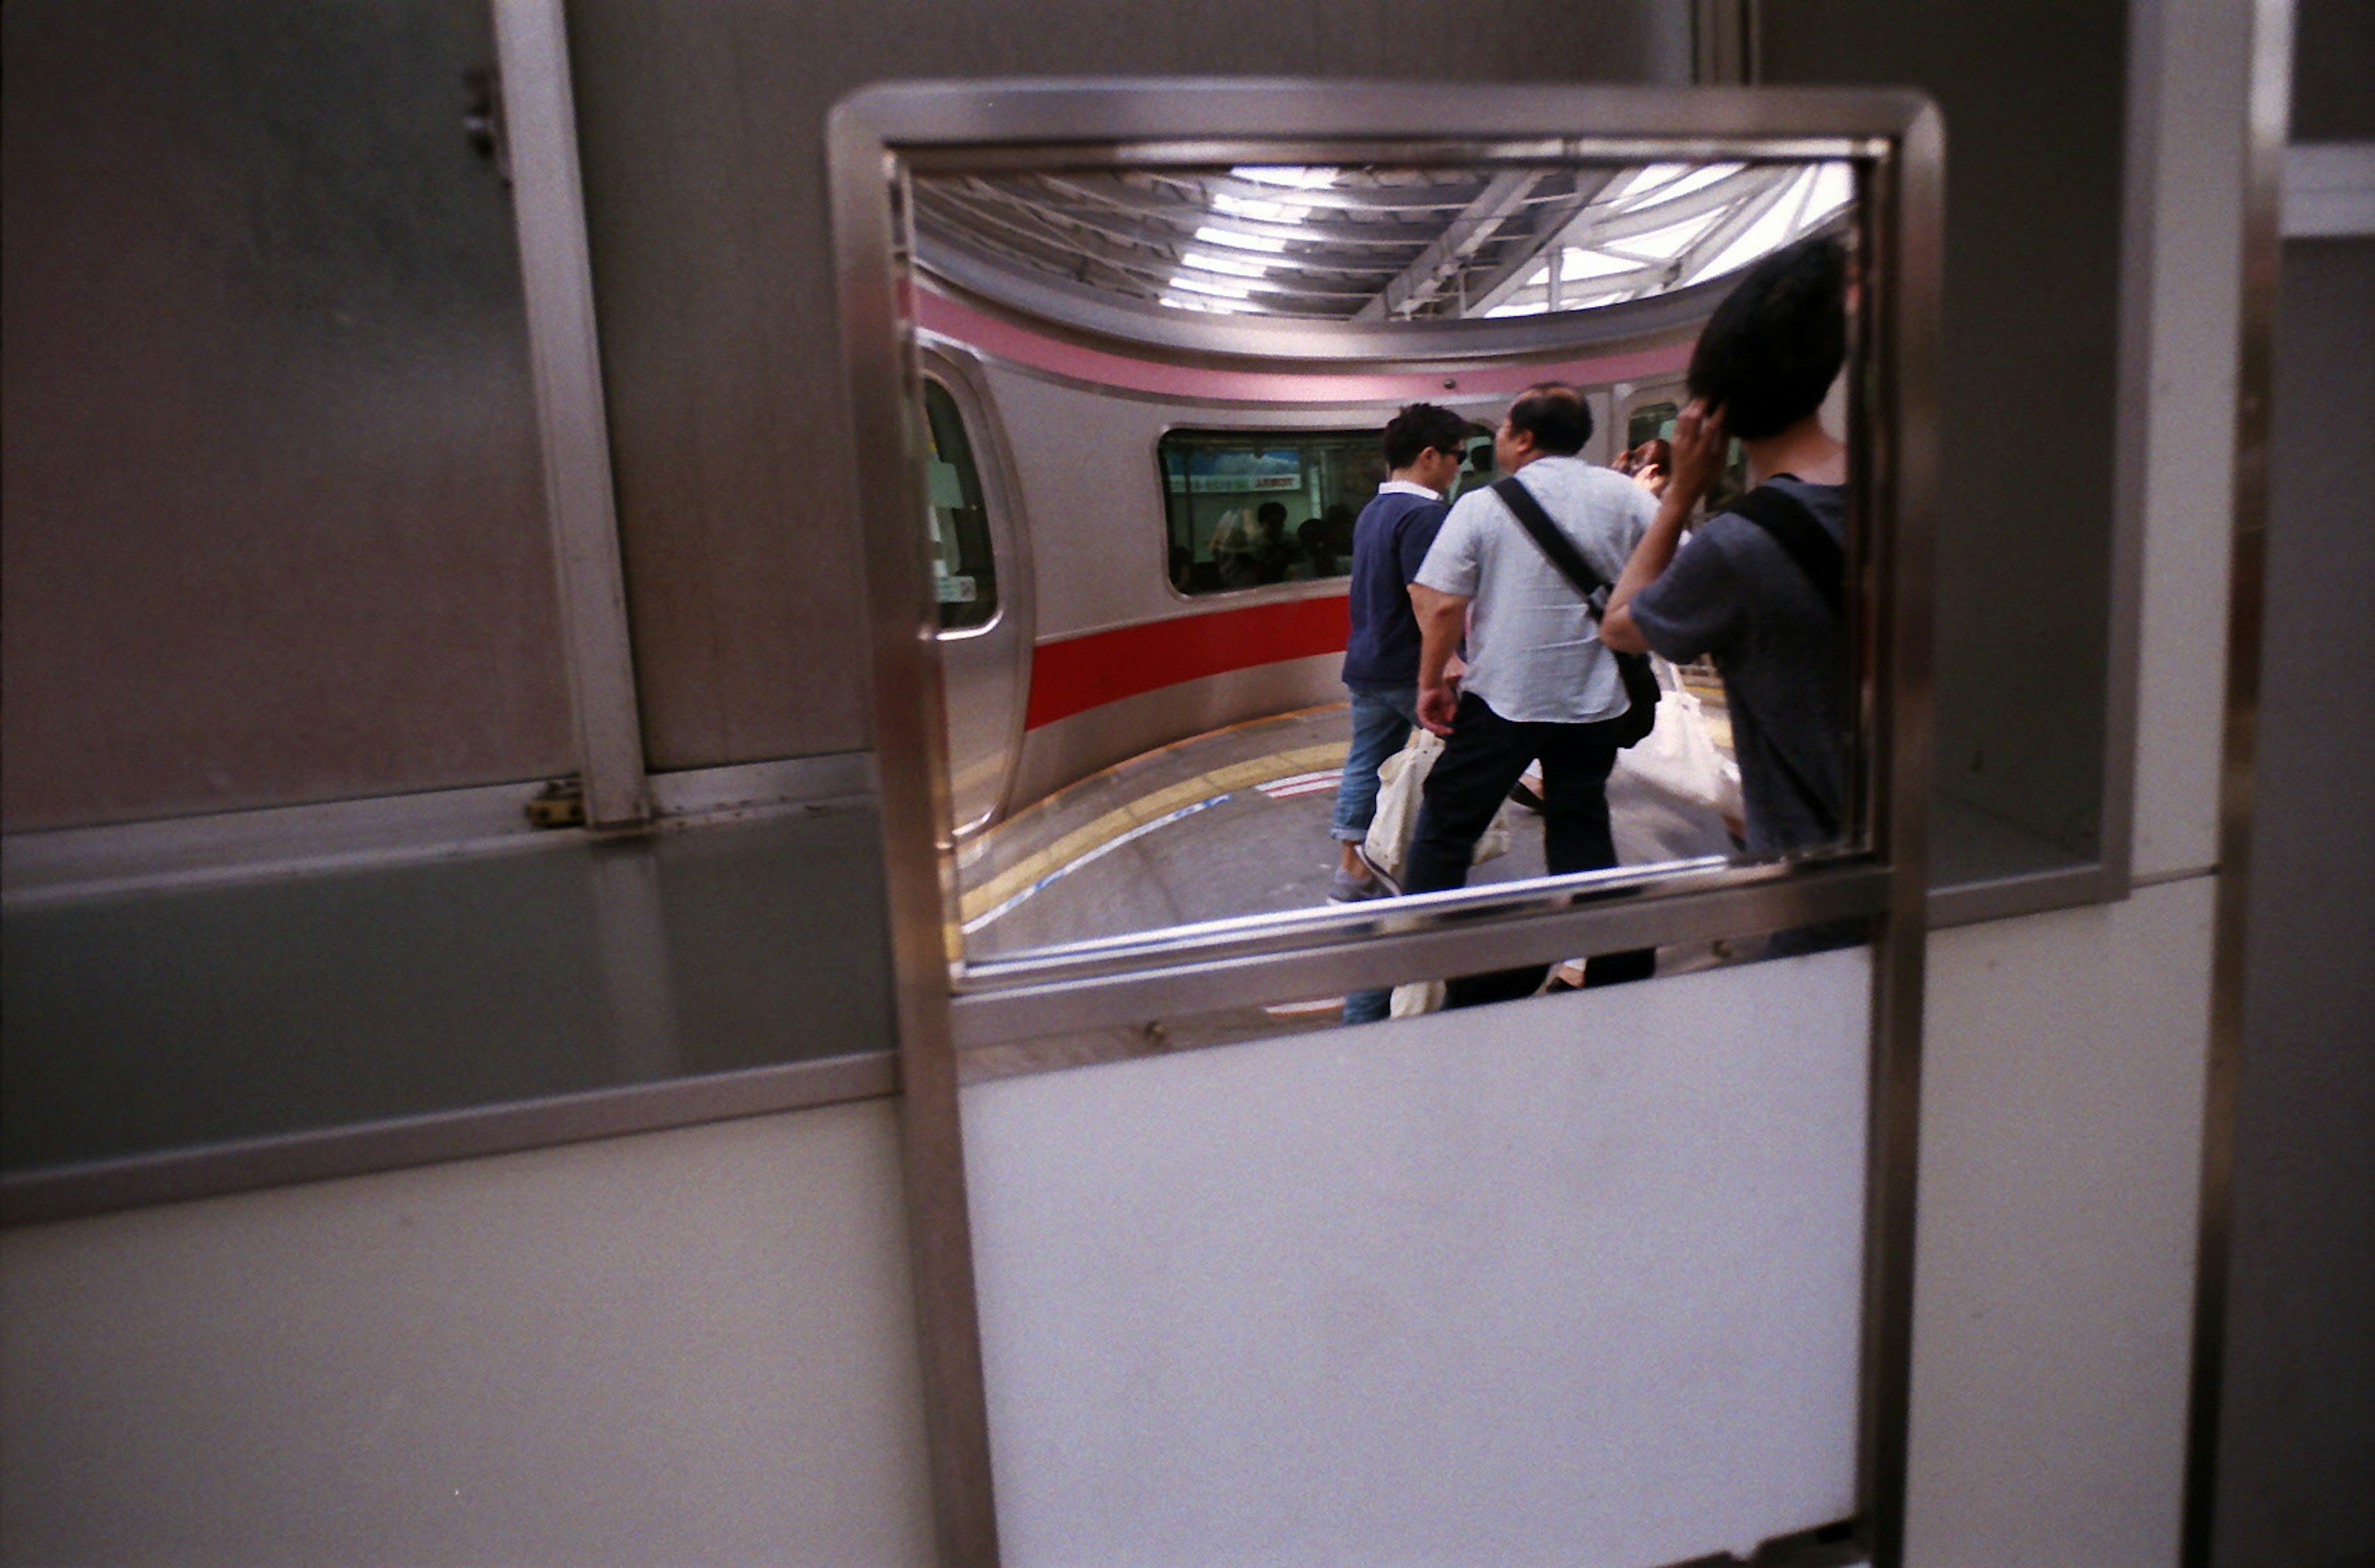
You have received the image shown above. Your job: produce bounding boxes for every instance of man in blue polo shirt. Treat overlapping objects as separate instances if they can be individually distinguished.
[1327,403,1471,927]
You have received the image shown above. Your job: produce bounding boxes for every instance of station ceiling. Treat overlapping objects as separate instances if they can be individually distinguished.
[912,159,1852,325]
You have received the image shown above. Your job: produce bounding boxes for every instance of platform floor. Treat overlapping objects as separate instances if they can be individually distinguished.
[956,696,1740,963]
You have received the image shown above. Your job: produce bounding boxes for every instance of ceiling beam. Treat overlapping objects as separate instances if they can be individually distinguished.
[1351,169,1550,320]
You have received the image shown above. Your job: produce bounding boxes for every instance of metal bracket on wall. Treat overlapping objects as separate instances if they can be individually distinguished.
[524,778,586,829]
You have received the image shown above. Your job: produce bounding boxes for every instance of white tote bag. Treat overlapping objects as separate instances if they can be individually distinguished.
[1362,729,1510,880]
[1615,658,1742,822]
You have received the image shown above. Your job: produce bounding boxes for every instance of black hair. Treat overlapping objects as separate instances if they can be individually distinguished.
[1381,403,1473,469]
[1504,383,1592,456]
[1255,500,1288,527]
[1686,235,1847,441]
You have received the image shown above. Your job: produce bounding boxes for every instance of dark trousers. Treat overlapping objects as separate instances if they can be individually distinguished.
[1405,692,1655,1004]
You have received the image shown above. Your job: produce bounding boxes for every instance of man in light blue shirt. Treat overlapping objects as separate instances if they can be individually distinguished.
[1406,382,1656,1001]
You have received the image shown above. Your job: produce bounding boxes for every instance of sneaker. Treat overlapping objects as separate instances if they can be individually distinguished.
[1355,845,1403,895]
[1327,864,1387,902]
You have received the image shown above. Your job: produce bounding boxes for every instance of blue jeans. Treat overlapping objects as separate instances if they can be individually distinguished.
[1330,684,1420,843]
[1334,684,1418,1025]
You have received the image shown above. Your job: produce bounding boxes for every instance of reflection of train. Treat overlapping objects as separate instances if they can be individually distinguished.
[916,281,1702,832]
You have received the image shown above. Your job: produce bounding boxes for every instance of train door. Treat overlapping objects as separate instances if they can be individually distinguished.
[920,360,1031,833]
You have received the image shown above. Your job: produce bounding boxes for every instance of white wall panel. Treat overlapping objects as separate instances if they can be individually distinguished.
[0,1104,935,1568]
[2129,0,2253,878]
[1906,879,2215,1566]
[962,949,1872,1568]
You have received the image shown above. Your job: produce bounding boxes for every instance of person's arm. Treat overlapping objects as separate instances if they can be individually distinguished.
[1603,399,1726,654]
[1410,582,1471,736]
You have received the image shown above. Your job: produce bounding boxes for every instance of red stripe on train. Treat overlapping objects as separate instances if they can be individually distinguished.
[1024,596,1350,731]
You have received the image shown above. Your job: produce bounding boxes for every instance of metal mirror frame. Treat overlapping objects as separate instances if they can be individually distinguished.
[830,79,1938,1567]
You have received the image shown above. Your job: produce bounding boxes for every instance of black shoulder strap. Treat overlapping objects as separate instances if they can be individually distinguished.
[1724,484,1844,618]
[1491,476,1605,604]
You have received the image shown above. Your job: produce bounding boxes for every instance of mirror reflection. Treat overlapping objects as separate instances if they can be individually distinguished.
[910,158,1862,998]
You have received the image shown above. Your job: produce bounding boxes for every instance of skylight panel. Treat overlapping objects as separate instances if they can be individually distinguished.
[1557,246,1642,281]
[1609,208,1725,263]
[1684,164,1856,288]
[1803,161,1855,221]
[1658,161,1745,202]
[1601,162,1692,206]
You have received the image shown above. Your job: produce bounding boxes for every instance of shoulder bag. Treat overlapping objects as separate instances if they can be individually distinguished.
[1490,475,1659,748]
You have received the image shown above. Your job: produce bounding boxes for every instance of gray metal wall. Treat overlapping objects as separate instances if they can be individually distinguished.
[1761,0,2133,880]
[0,1,571,830]
[2204,15,2375,1558]
[2210,241,2375,1568]
[2206,4,2375,1559]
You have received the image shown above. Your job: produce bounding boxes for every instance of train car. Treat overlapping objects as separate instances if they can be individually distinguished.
[921,328,1691,831]
[914,278,1707,832]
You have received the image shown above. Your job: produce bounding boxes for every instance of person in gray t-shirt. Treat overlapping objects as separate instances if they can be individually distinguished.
[1604,234,1851,857]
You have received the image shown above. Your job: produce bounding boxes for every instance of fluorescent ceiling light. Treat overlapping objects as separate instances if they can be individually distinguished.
[1211,190,1311,224]
[1158,293,1248,313]
[1180,249,1273,279]
[1194,224,1288,254]
[1233,165,1338,190]
[1167,273,1253,300]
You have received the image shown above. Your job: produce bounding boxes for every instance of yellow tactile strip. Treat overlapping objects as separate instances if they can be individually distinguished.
[957,741,1346,925]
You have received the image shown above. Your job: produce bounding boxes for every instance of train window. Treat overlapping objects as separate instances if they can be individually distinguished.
[923,379,998,632]
[1627,399,1678,448]
[1624,398,1750,509]
[1157,430,1387,594]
